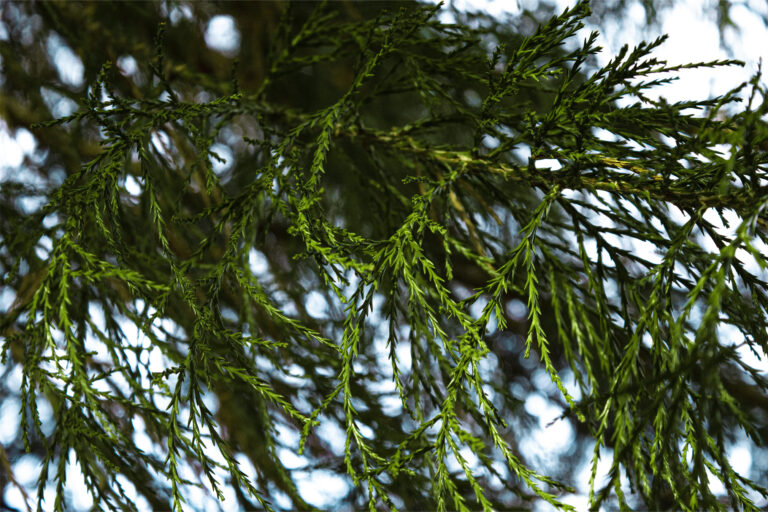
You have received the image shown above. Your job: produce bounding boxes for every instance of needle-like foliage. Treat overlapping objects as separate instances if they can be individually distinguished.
[1,1,768,510]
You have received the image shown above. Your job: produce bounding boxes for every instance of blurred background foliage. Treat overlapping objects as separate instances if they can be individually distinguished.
[1,1,768,511]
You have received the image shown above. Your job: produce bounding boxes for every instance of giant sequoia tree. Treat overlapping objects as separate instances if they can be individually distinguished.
[1,1,768,510]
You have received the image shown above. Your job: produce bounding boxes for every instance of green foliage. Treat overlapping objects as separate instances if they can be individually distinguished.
[1,1,768,510]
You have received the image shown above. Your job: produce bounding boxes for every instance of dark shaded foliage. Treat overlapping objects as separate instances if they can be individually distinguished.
[1,1,768,510]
